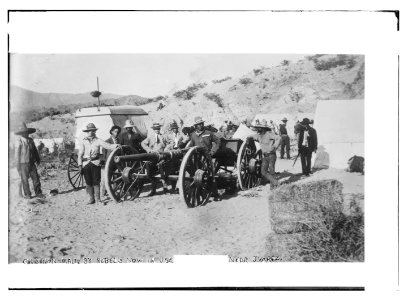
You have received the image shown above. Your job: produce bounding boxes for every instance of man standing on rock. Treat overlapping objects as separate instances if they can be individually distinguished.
[248,120,281,190]
[279,117,291,159]
[78,123,119,204]
[14,122,45,200]
[298,118,318,176]
[118,120,144,153]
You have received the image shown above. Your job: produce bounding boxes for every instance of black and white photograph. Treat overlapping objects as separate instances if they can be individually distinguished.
[8,53,365,263]
[3,7,403,295]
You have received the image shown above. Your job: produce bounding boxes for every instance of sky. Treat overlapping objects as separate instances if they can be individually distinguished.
[10,54,306,97]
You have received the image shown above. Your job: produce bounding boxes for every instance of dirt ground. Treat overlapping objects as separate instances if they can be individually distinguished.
[8,157,364,263]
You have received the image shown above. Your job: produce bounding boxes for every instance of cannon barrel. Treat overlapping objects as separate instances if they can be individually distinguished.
[114,148,190,163]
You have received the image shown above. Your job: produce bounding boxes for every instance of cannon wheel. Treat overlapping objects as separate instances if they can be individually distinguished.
[67,153,85,189]
[179,147,214,208]
[105,146,147,203]
[237,140,263,190]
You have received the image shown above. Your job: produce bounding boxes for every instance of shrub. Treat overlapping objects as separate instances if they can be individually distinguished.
[212,76,232,84]
[281,60,290,66]
[289,89,303,102]
[253,68,264,76]
[204,92,223,108]
[173,82,208,100]
[239,77,253,86]
[310,54,358,71]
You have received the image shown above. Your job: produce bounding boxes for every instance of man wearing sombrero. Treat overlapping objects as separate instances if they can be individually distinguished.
[14,122,44,199]
[248,120,281,190]
[297,118,318,176]
[118,119,144,153]
[78,123,120,204]
[279,117,291,159]
[141,122,170,195]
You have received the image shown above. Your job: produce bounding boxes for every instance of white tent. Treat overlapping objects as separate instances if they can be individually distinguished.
[74,106,150,149]
[313,100,364,169]
[251,113,314,136]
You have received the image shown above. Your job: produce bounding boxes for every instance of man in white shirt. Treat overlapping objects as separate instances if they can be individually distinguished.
[78,123,119,204]
[248,120,281,190]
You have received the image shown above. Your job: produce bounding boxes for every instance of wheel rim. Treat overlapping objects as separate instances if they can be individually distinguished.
[105,146,147,202]
[68,153,84,189]
[179,147,213,208]
[237,140,262,190]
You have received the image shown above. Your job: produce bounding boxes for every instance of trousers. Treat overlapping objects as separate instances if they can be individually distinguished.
[18,163,42,197]
[280,134,291,159]
[83,162,101,186]
[299,146,313,175]
[261,152,279,188]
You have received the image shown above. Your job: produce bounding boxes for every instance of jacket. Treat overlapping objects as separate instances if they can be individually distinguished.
[298,127,318,152]
[118,131,143,152]
[188,130,220,155]
[102,136,119,162]
[14,136,40,165]
[165,132,189,150]
[141,133,169,153]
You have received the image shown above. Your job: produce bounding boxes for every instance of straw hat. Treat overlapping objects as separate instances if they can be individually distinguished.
[14,122,36,135]
[251,120,269,129]
[151,123,162,130]
[169,122,179,130]
[83,123,98,132]
[123,120,136,128]
[194,116,205,125]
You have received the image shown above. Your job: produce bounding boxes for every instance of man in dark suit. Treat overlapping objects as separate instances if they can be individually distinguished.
[118,120,144,152]
[298,118,318,176]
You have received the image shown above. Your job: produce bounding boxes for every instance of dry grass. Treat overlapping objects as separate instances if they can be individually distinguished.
[266,179,364,262]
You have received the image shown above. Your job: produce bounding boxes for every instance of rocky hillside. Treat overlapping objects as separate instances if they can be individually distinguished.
[144,54,364,128]
[16,54,364,139]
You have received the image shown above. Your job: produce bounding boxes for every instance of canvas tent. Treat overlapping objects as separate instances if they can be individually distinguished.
[251,113,314,136]
[313,100,364,169]
[74,106,150,149]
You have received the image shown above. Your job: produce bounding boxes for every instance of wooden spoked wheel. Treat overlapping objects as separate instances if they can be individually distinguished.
[105,146,147,202]
[67,153,85,189]
[179,146,214,208]
[237,139,263,190]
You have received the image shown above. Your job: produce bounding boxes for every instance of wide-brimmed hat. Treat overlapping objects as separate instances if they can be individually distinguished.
[169,122,179,129]
[194,116,205,126]
[282,117,288,122]
[251,120,269,129]
[124,120,136,128]
[151,123,162,130]
[14,122,36,135]
[83,123,98,132]
[300,118,311,125]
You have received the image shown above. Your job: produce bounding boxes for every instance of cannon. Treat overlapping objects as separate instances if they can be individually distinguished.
[104,137,264,207]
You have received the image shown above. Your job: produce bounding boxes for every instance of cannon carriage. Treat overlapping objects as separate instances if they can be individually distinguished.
[105,136,264,208]
[67,106,150,190]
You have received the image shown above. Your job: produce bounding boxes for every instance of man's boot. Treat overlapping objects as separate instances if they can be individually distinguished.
[147,181,156,197]
[161,179,169,193]
[86,185,95,204]
[94,185,101,204]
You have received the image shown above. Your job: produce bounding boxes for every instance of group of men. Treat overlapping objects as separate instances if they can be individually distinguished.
[13,114,317,203]
[247,117,317,190]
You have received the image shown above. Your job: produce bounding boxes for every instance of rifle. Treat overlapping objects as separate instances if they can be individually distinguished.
[292,152,300,167]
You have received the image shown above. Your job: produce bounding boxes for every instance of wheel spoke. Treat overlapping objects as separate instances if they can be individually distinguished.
[73,173,81,187]
[112,176,123,183]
